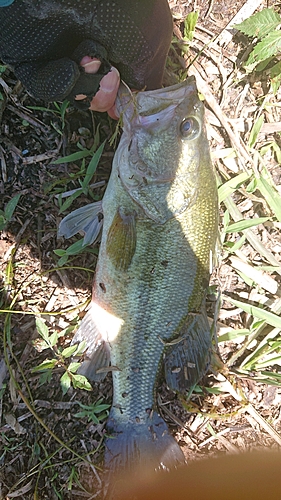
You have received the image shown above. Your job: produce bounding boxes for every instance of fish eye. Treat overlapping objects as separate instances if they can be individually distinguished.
[180,117,200,139]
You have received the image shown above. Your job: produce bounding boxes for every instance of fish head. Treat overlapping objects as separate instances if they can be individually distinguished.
[115,77,210,223]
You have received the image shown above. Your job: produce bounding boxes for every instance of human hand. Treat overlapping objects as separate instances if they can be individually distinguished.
[0,0,173,111]
[76,56,120,119]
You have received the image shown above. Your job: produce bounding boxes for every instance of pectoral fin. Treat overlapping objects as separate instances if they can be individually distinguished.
[106,209,136,271]
[164,309,212,393]
[58,201,103,246]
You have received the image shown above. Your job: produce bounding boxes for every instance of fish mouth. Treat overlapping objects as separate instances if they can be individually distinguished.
[116,76,198,121]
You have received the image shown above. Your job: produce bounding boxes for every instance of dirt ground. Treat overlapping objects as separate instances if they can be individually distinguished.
[1,0,281,499]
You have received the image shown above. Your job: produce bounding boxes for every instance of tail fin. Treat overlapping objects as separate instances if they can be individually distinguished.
[164,308,212,393]
[104,411,185,480]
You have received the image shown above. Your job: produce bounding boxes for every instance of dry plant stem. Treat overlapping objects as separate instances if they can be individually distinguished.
[7,480,34,498]
[0,144,7,182]
[80,440,102,487]
[56,268,80,306]
[214,432,240,453]
[0,76,12,94]
[227,297,281,367]
[223,195,281,275]
[188,63,253,170]
[229,255,279,295]
[22,151,60,164]
[158,395,196,443]
[6,104,50,134]
[199,426,251,448]
[217,375,281,446]
[243,404,281,447]
[57,180,106,199]
[217,0,263,45]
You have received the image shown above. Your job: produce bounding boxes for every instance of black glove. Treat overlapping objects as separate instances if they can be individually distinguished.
[0,0,173,108]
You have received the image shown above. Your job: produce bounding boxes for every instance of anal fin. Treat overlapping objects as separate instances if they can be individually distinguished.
[164,308,212,393]
[71,304,110,382]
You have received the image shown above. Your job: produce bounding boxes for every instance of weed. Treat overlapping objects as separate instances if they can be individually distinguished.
[0,193,21,231]
[235,8,281,93]
[56,140,105,213]
[28,100,69,134]
[73,399,110,424]
[32,318,92,394]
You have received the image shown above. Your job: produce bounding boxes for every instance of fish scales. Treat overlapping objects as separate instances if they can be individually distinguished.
[60,76,218,480]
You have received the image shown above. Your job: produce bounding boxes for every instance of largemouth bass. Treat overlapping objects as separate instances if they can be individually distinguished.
[59,76,218,475]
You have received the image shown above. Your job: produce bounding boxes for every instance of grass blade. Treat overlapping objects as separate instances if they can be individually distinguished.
[225,296,281,329]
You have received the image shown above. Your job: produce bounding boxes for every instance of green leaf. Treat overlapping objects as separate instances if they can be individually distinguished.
[0,214,7,231]
[60,371,72,395]
[235,8,281,39]
[72,340,87,356]
[256,355,281,369]
[4,193,21,221]
[90,403,110,413]
[68,362,81,373]
[59,100,69,122]
[73,400,110,422]
[248,115,264,149]
[184,11,199,41]
[225,217,269,233]
[53,249,66,257]
[57,254,69,266]
[38,370,53,386]
[218,172,251,203]
[246,177,258,193]
[247,30,281,66]
[255,56,274,72]
[224,234,246,253]
[271,141,281,164]
[81,141,105,190]
[65,239,86,255]
[32,359,57,372]
[256,175,281,223]
[71,374,92,391]
[218,328,251,343]
[61,344,79,358]
[73,410,88,419]
[52,149,92,164]
[49,332,58,347]
[35,318,50,342]
[269,61,281,93]
[225,297,281,329]
[223,209,230,230]
[59,188,83,213]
